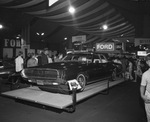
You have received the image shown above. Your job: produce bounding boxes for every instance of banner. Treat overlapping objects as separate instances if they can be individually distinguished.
[72,35,86,43]
[135,38,150,46]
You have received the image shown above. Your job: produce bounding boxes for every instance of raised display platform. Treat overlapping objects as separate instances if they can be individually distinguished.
[1,78,125,110]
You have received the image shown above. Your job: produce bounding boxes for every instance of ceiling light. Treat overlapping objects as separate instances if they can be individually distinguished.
[68,6,76,14]
[0,24,3,29]
[36,32,45,36]
[102,24,108,30]
[41,33,45,36]
[64,37,67,40]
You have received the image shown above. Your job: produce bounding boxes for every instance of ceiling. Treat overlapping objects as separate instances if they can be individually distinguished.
[0,0,147,49]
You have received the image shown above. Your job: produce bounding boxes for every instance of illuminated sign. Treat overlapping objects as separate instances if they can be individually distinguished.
[137,51,147,56]
[135,38,150,46]
[96,43,114,51]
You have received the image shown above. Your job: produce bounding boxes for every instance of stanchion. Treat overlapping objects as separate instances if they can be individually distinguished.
[64,87,77,113]
[100,79,110,95]
[0,78,2,94]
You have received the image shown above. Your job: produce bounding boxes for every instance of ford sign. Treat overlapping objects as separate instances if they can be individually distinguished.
[96,43,114,51]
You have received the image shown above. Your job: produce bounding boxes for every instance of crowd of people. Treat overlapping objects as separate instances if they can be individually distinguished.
[110,55,148,81]
[15,48,64,73]
[109,54,150,121]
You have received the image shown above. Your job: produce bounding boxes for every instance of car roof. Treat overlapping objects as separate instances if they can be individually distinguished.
[67,50,94,55]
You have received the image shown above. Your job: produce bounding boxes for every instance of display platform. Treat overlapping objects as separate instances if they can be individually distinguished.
[1,78,125,111]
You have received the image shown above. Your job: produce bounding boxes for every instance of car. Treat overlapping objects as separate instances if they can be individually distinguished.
[0,59,24,85]
[0,59,15,80]
[21,51,122,94]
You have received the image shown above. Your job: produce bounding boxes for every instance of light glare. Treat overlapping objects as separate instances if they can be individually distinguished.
[102,25,108,30]
[68,6,75,14]
[0,24,3,29]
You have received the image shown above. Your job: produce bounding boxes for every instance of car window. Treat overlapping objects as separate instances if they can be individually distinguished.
[0,61,3,68]
[93,54,101,63]
[62,54,72,61]
[72,55,79,61]
[100,55,107,63]
[63,53,93,63]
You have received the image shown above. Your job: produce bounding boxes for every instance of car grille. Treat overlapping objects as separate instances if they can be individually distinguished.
[24,68,58,80]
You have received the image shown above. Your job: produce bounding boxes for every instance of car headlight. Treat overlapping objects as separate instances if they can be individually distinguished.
[21,69,28,78]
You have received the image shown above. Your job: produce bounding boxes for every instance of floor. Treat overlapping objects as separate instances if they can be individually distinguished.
[0,78,147,122]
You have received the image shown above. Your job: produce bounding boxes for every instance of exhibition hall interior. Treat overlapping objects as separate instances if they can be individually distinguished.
[0,0,150,122]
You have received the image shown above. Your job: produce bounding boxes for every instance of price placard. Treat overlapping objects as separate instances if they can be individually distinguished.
[67,79,81,90]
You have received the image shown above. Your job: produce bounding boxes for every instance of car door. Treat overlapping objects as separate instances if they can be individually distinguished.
[99,54,112,78]
[82,54,97,81]
[90,54,104,80]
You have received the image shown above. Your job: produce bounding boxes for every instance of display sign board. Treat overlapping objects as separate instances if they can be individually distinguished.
[137,51,147,56]
[116,43,122,50]
[72,35,86,43]
[96,43,114,51]
[3,48,13,58]
[4,38,21,48]
[67,79,81,91]
[135,38,150,46]
[48,0,59,6]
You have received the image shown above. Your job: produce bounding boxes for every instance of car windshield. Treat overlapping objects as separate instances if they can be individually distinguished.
[0,61,3,66]
[62,53,92,63]
[0,61,4,68]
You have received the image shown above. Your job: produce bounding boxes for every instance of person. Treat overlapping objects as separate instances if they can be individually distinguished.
[41,48,49,65]
[47,54,53,63]
[37,51,42,66]
[140,54,150,122]
[24,53,31,68]
[15,51,24,73]
[113,57,122,64]
[14,51,24,86]
[128,59,134,80]
[54,53,63,62]
[135,59,142,82]
[27,53,38,67]
[120,56,128,79]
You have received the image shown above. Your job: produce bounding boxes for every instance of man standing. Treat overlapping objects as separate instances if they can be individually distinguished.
[15,51,24,73]
[140,54,150,122]
[27,53,38,67]
[41,48,49,65]
[12,51,24,86]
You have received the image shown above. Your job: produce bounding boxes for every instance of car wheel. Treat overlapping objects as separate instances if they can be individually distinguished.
[111,69,117,81]
[76,73,86,91]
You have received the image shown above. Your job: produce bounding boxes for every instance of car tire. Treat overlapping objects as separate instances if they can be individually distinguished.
[111,69,117,81]
[76,73,86,91]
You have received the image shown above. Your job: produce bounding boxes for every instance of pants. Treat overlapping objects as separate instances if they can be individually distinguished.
[145,103,150,122]
[129,68,133,80]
